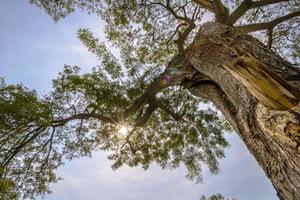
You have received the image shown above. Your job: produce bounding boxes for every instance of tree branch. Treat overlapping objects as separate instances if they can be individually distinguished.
[154,99,183,121]
[123,75,164,119]
[52,113,114,126]
[267,28,273,49]
[212,0,229,23]
[192,0,214,12]
[226,0,252,25]
[175,22,196,52]
[146,0,197,52]
[134,100,158,127]
[1,126,46,166]
[226,0,290,25]
[237,11,300,32]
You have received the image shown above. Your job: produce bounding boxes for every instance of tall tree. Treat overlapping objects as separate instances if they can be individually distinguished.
[1,0,300,199]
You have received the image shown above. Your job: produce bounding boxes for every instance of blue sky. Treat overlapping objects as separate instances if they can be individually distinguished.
[0,1,278,199]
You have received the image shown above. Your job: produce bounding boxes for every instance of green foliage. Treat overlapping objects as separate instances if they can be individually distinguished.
[30,0,299,64]
[0,166,18,200]
[0,66,230,199]
[78,29,123,79]
[0,57,230,199]
[200,193,225,200]
[104,87,229,182]
[0,80,61,199]
[29,0,103,22]
[50,66,230,182]
[0,79,51,129]
[200,193,237,200]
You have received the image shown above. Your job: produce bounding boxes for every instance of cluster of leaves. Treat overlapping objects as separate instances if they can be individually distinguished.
[50,58,230,183]
[0,166,18,200]
[29,0,103,21]
[0,79,61,199]
[99,0,202,65]
[105,87,230,182]
[200,193,237,200]
[200,193,225,200]
[31,0,300,64]
[0,34,230,198]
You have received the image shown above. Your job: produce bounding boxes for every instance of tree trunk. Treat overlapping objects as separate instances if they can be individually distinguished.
[184,22,300,200]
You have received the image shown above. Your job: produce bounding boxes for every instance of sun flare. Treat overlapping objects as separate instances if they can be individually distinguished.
[118,126,129,136]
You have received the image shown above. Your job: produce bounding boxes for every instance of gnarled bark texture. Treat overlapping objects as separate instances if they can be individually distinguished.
[183,22,300,200]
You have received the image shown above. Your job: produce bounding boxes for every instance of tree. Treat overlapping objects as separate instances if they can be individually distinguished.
[1,0,299,199]
[200,193,225,200]
[200,193,237,200]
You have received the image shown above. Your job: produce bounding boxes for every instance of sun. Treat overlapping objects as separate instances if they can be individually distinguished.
[117,123,133,137]
[118,126,129,136]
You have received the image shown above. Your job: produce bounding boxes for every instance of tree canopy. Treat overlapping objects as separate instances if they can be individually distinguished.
[1,0,299,199]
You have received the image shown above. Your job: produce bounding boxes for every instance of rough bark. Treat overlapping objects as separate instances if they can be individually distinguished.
[183,22,300,200]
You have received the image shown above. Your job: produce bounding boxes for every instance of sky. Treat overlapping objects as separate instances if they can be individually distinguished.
[0,1,278,200]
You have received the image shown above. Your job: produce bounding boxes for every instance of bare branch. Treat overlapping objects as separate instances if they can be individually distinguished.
[146,0,190,22]
[226,0,252,25]
[146,0,197,52]
[237,11,300,32]
[1,126,46,166]
[226,0,291,25]
[155,100,183,121]
[135,101,158,127]
[192,0,214,12]
[252,0,290,7]
[267,28,273,49]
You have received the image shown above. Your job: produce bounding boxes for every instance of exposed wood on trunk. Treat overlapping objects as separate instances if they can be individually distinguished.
[224,52,299,110]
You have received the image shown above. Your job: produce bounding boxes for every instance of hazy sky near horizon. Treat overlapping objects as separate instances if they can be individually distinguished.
[0,1,278,200]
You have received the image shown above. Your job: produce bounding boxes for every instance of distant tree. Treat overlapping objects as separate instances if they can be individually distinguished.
[1,0,300,199]
[200,193,237,200]
[200,193,225,200]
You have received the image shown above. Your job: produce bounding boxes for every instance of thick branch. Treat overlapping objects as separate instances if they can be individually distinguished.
[123,75,163,119]
[212,0,229,23]
[124,55,198,119]
[226,0,252,25]
[192,0,214,12]
[227,0,290,25]
[267,28,273,48]
[155,100,182,121]
[175,22,196,52]
[237,11,300,32]
[134,101,158,127]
